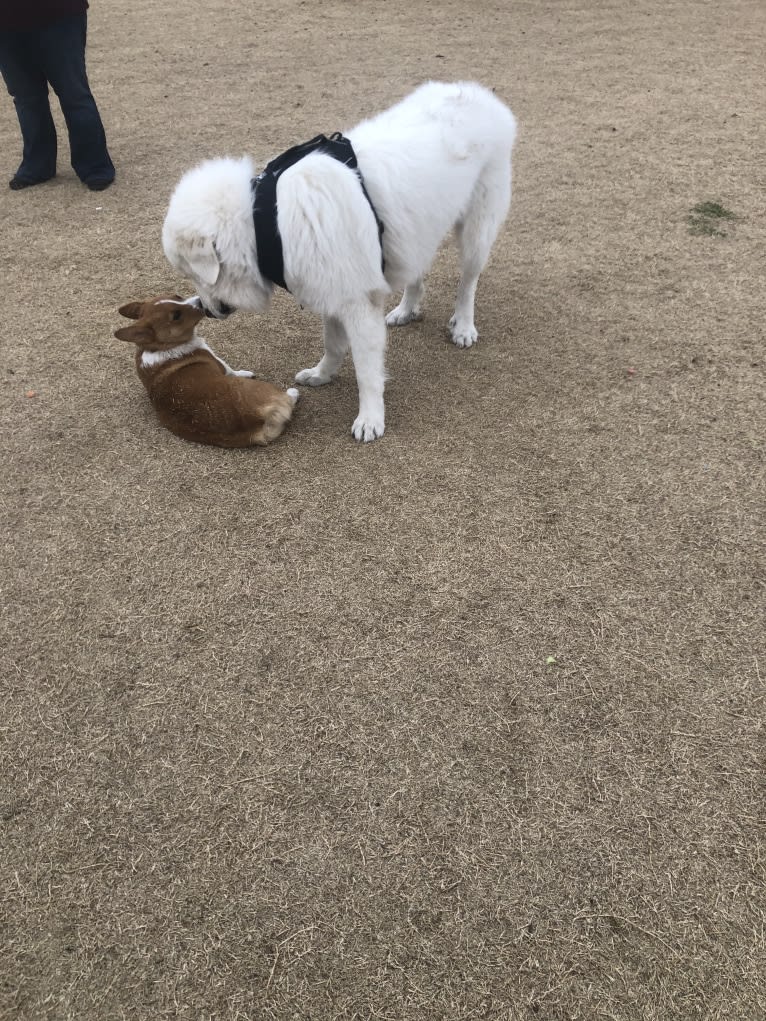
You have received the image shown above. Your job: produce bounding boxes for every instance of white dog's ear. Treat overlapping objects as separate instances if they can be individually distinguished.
[177,236,221,287]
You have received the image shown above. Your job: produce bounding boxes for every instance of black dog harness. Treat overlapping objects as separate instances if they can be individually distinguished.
[251,132,384,292]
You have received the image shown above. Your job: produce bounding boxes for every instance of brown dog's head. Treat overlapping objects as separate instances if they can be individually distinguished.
[114,295,205,351]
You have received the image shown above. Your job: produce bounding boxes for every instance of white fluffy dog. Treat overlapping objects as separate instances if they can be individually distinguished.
[162,81,517,441]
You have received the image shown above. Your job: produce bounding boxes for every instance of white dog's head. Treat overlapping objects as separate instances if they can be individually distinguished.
[162,156,272,319]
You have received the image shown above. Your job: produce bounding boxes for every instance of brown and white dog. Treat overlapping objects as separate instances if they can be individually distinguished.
[115,295,298,447]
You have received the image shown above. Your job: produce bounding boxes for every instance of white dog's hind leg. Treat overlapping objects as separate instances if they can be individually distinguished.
[295,315,349,386]
[345,297,387,442]
[386,279,424,327]
[449,156,512,348]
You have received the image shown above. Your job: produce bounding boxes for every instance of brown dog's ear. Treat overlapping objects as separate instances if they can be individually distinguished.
[118,301,143,320]
[114,324,154,345]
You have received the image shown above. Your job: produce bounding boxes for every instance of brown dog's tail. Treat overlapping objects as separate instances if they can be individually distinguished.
[253,390,298,445]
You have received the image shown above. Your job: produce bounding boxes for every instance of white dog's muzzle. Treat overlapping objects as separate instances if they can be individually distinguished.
[188,295,236,320]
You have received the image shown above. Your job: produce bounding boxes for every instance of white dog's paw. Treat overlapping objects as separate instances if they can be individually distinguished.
[286,387,299,403]
[386,305,423,327]
[233,369,255,378]
[351,413,385,443]
[448,315,478,348]
[295,367,333,387]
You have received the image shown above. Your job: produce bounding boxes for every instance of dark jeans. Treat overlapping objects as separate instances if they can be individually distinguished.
[0,13,114,183]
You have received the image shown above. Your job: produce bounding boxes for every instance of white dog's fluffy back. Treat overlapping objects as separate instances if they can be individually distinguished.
[348,81,516,288]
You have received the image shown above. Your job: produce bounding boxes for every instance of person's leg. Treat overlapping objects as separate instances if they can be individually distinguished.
[37,13,114,186]
[0,30,57,186]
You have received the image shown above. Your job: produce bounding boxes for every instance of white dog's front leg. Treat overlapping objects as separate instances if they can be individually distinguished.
[295,315,349,387]
[344,298,387,442]
[448,276,479,349]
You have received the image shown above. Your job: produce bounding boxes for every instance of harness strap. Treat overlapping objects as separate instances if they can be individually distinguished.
[252,132,384,292]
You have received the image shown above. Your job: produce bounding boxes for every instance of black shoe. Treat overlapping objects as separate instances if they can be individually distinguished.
[86,178,114,192]
[9,175,53,190]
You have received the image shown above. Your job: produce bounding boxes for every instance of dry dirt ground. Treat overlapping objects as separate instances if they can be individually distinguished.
[1,1,764,1019]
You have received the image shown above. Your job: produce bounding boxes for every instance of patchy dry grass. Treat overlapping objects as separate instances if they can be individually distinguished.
[1,1,765,1019]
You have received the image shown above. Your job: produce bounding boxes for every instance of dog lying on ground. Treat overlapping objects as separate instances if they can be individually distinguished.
[162,81,517,441]
[115,295,298,447]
